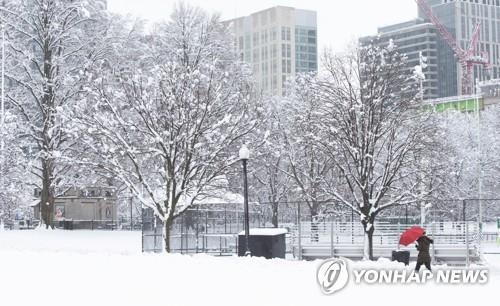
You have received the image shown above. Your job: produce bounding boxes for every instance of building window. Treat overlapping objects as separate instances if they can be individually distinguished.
[261,30,268,44]
[253,49,259,62]
[253,32,259,46]
[239,36,244,50]
[271,28,277,41]
[281,26,291,41]
[245,35,251,49]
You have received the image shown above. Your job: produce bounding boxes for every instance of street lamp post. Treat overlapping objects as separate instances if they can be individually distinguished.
[474,81,483,235]
[405,204,408,225]
[0,24,4,159]
[239,144,251,256]
[0,24,5,225]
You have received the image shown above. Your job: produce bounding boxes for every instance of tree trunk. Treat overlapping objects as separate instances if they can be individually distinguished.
[363,222,375,260]
[40,160,54,229]
[40,12,56,230]
[163,217,173,253]
[310,205,319,242]
[271,201,279,228]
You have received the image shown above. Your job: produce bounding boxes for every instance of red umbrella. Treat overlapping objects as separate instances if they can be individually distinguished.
[399,226,425,246]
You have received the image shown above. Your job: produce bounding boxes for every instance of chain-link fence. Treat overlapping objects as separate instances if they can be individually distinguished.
[1,217,143,231]
[170,203,280,255]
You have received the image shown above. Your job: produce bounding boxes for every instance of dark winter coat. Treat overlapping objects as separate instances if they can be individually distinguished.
[416,235,434,262]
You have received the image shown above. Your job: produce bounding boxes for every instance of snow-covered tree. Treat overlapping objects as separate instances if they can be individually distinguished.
[429,104,500,220]
[249,97,291,228]
[76,4,261,251]
[0,108,32,223]
[313,43,432,260]
[281,74,339,241]
[441,105,499,199]
[1,0,108,227]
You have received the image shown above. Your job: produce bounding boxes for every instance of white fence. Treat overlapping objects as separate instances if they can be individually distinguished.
[290,221,481,264]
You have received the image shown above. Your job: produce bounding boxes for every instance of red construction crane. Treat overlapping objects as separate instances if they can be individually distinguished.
[415,0,490,95]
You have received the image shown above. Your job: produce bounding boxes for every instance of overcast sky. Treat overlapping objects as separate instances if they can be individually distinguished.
[107,0,418,52]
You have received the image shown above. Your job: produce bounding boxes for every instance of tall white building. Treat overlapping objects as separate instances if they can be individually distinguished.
[227,6,317,96]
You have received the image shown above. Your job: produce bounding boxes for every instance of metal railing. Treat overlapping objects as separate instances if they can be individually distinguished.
[1,218,143,231]
[290,221,480,246]
[290,220,481,263]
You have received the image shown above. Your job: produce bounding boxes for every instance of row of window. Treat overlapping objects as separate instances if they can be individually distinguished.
[295,53,317,61]
[252,59,289,74]
[237,27,317,49]
[33,189,114,198]
[295,61,317,70]
[379,29,436,41]
[296,36,317,44]
[398,44,437,53]
[296,28,317,37]
[251,56,317,74]
[296,45,317,53]
[446,0,500,7]
[249,44,293,62]
[245,27,292,48]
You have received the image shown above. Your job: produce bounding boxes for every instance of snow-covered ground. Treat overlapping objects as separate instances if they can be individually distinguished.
[0,230,498,306]
[0,230,142,254]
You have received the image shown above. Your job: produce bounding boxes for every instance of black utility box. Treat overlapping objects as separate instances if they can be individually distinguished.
[63,220,73,230]
[392,250,410,266]
[238,228,287,259]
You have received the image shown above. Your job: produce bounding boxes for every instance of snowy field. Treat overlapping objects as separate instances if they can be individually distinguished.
[0,230,499,306]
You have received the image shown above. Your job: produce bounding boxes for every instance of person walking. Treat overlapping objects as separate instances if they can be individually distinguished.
[415,232,434,272]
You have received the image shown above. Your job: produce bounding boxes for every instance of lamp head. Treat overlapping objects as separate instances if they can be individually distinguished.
[239,144,250,160]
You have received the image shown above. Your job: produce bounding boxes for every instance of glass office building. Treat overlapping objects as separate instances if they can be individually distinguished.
[360,19,443,100]
[227,6,317,96]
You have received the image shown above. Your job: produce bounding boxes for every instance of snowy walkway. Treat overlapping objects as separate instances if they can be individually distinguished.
[0,230,498,306]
